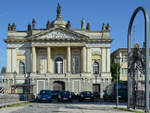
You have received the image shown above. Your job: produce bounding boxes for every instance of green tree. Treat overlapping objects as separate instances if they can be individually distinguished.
[1,66,6,74]
[111,58,120,82]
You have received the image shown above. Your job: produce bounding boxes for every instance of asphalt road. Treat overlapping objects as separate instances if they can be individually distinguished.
[0,101,133,113]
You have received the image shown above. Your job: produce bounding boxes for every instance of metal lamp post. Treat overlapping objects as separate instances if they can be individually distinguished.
[95,74,98,85]
[26,72,30,94]
[115,56,120,107]
[13,71,17,94]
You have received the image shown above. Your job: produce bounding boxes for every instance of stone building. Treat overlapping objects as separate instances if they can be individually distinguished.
[0,74,5,88]
[111,48,128,81]
[4,4,113,97]
[111,48,145,81]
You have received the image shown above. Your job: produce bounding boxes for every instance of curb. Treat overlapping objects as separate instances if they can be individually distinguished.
[0,101,30,109]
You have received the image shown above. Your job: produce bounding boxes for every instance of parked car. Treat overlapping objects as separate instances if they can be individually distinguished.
[93,92,100,100]
[79,91,94,102]
[58,91,72,102]
[36,90,52,102]
[103,82,127,102]
[51,90,60,100]
[70,92,77,100]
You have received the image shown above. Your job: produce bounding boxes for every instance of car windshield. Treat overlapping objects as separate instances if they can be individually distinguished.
[52,91,60,94]
[83,91,92,94]
[114,83,127,90]
[60,91,70,95]
[40,90,51,95]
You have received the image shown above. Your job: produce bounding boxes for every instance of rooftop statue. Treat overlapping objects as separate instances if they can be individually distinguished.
[81,19,85,29]
[57,3,61,19]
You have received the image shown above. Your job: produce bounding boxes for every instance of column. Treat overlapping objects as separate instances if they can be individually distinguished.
[26,48,31,73]
[47,47,51,73]
[67,46,71,73]
[82,47,87,72]
[87,48,91,73]
[102,48,106,72]
[12,49,16,72]
[107,48,110,72]
[32,47,36,73]
[7,49,12,72]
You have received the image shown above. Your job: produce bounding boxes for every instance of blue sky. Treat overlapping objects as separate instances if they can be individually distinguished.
[0,0,149,70]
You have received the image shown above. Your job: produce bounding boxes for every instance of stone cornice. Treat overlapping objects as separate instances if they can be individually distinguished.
[28,27,89,41]
[88,38,113,43]
[4,38,28,43]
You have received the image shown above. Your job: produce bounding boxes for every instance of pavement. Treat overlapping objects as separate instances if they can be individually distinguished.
[0,101,134,113]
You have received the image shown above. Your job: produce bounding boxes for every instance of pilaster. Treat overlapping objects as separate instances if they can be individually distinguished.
[7,48,12,72]
[26,48,31,73]
[32,47,36,73]
[67,46,71,73]
[87,48,91,73]
[82,47,87,72]
[47,47,51,73]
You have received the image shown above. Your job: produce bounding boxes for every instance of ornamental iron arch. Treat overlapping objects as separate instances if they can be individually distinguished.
[127,6,149,112]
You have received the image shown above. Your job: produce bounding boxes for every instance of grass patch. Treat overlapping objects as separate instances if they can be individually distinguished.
[114,107,145,113]
[0,101,30,109]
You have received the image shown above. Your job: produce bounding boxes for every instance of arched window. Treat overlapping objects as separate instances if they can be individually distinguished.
[55,57,63,74]
[93,61,99,74]
[19,61,25,74]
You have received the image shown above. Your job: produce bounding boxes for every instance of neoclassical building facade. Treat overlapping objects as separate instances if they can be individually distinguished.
[4,4,112,97]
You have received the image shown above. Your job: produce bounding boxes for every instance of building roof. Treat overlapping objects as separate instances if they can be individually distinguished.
[4,3,113,43]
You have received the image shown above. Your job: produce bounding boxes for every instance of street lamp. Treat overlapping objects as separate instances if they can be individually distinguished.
[115,56,120,107]
[13,71,17,93]
[26,72,30,94]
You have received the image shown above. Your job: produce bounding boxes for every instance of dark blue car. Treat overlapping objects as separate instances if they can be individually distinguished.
[79,91,94,102]
[103,82,127,102]
[37,90,52,102]
[51,90,60,100]
[58,91,72,102]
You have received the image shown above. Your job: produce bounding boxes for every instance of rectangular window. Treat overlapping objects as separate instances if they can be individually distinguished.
[122,55,127,62]
[72,56,80,74]
[121,68,128,75]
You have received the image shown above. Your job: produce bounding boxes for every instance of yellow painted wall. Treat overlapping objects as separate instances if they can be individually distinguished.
[120,76,127,81]
[120,62,127,68]
[91,53,101,74]
[16,55,26,73]
[52,47,67,73]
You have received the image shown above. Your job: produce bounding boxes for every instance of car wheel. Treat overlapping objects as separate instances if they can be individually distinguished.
[79,99,82,102]
[90,99,93,102]
[48,100,51,103]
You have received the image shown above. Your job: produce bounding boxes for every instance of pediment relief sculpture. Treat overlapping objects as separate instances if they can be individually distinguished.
[40,30,78,39]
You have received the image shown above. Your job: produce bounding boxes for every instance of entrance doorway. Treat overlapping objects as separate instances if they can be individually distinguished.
[53,81,65,91]
[93,84,100,92]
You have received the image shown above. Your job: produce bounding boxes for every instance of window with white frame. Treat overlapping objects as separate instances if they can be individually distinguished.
[19,61,25,74]
[121,68,127,75]
[121,55,127,62]
[55,57,63,74]
[93,61,99,74]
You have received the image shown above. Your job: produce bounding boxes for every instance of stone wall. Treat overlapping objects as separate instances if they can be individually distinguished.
[0,94,20,105]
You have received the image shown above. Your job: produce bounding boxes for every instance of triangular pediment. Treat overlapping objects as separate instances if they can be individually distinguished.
[29,27,89,41]
[41,29,78,39]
